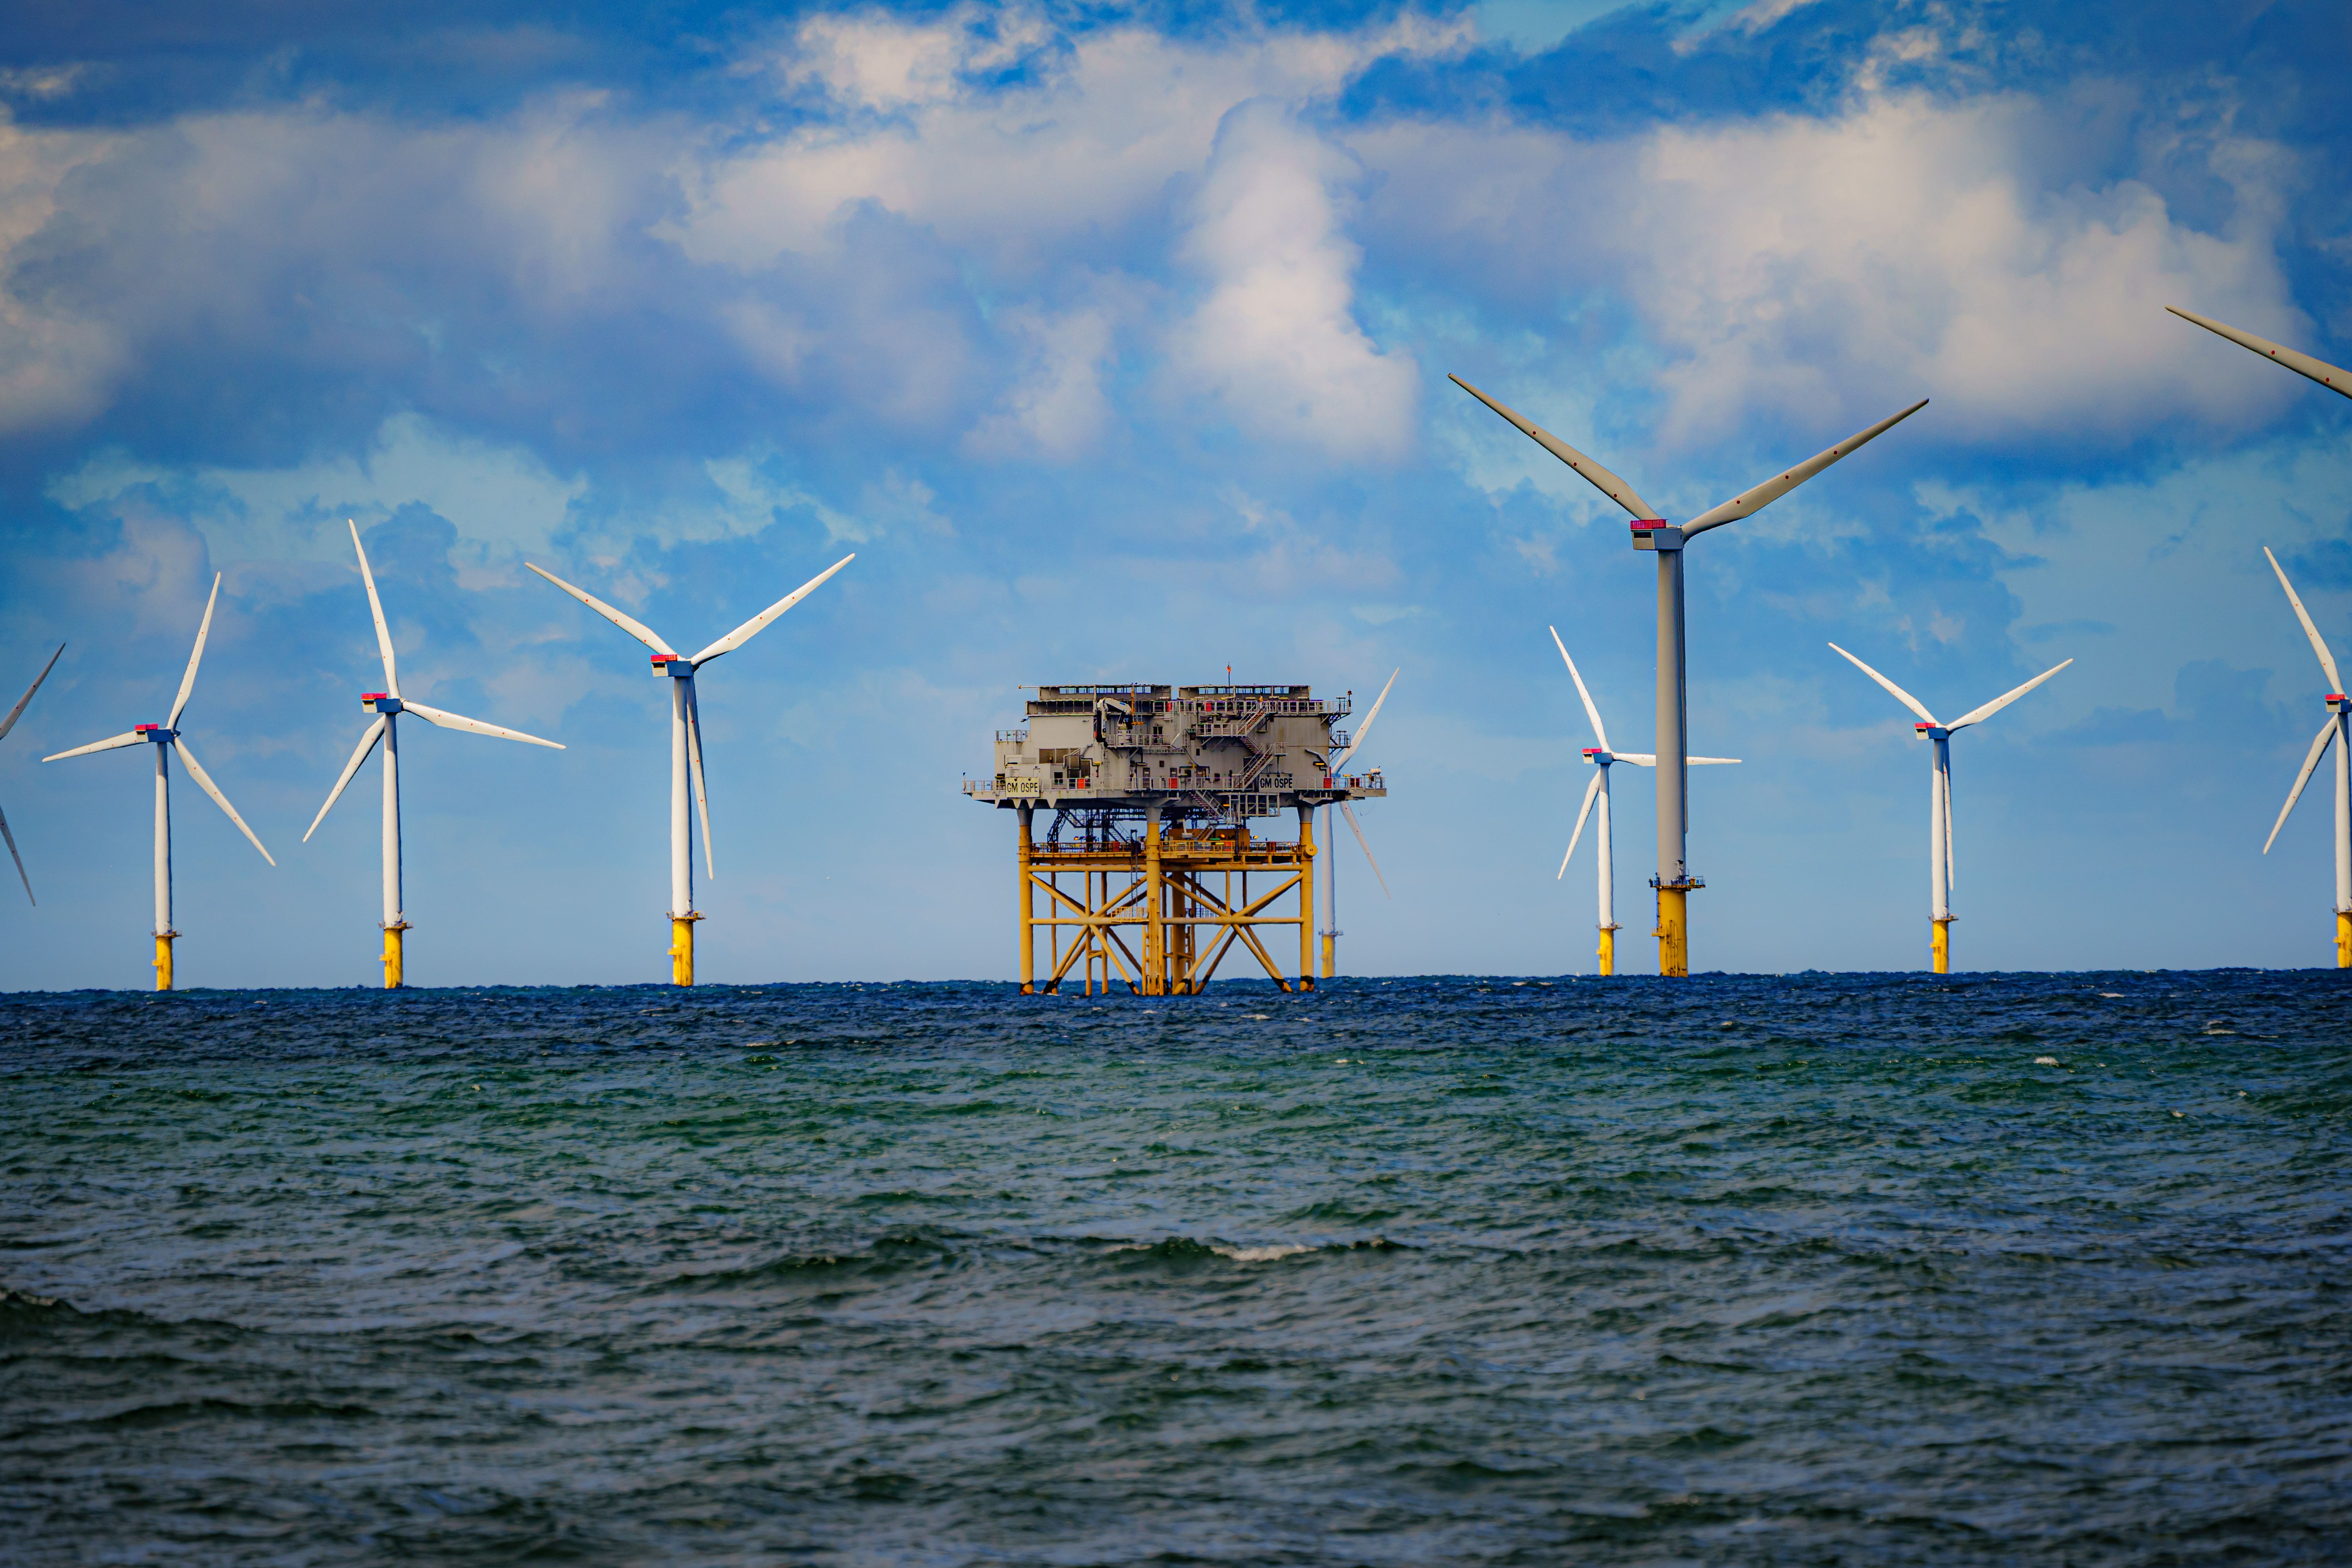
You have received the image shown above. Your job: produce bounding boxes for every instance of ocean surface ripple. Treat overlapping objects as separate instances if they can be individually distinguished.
[3,971,2348,1565]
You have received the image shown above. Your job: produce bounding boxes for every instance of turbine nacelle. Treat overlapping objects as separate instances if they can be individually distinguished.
[1914,722,1950,740]
[134,724,176,742]
[1629,520,1682,552]
[653,655,695,679]
[1583,747,1614,765]
[361,693,403,713]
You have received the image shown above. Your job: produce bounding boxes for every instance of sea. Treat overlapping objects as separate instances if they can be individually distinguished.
[2,971,2348,1565]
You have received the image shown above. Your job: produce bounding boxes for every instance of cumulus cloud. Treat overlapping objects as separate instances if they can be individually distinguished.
[668,7,1466,272]
[1360,83,2299,450]
[964,302,1118,459]
[1625,92,2299,443]
[47,414,587,579]
[6,4,2293,483]
[0,96,693,464]
[0,112,128,433]
[1165,103,1418,460]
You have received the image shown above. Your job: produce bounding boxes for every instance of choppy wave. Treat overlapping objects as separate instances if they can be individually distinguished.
[2,970,2348,1565]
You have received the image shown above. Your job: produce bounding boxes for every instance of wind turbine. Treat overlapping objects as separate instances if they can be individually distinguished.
[1316,668,1396,978]
[1,644,65,905]
[1550,628,1737,976]
[304,521,563,988]
[2165,307,2352,967]
[1454,374,1924,975]
[43,575,274,989]
[2255,549,2351,968]
[1829,643,2070,974]
[528,553,854,984]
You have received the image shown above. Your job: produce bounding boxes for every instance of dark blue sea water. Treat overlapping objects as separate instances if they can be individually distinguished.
[3,972,2349,1565]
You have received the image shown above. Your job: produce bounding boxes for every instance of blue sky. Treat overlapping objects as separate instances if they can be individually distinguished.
[0,0,2347,987]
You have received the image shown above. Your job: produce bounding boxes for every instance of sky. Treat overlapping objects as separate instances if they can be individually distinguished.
[0,0,2348,989]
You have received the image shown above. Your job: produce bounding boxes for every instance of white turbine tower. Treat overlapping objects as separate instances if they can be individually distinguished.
[1829,643,2070,975]
[528,552,855,985]
[305,521,564,989]
[1550,628,1737,976]
[43,575,274,989]
[2166,306,2352,967]
[1,644,64,904]
[2255,548,2351,969]
[1316,668,1396,978]
[1454,374,1924,976]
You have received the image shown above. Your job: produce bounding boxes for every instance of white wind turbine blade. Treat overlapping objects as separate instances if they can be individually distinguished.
[685,682,713,878]
[303,717,387,842]
[525,563,678,656]
[400,701,564,749]
[2263,717,2338,854]
[1449,376,1658,518]
[686,554,856,667]
[168,574,221,730]
[1616,753,1657,766]
[1560,769,1603,879]
[1332,668,1399,773]
[1338,801,1389,898]
[1947,659,2072,731]
[349,520,399,698]
[1549,627,1610,751]
[1828,643,1939,726]
[0,644,64,742]
[0,804,31,904]
[172,737,275,865]
[2263,547,2344,693]
[1684,401,1928,537]
[1688,756,1741,764]
[2167,307,2352,401]
[43,730,145,762]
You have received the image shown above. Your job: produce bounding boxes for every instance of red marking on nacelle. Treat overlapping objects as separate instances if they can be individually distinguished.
[361,692,387,701]
[1629,519,1670,531]
[2329,694,2347,704]
[1583,748,1602,756]
[1915,722,1931,731]
[135,724,157,733]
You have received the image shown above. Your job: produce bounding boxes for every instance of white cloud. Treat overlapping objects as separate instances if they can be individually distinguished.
[1626,92,2298,443]
[48,413,588,582]
[697,451,870,546]
[0,8,2313,482]
[1359,85,2300,452]
[668,8,1467,272]
[783,7,1052,112]
[964,302,1118,459]
[0,112,129,433]
[1165,104,1418,460]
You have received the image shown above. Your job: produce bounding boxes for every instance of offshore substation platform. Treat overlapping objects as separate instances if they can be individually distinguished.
[966,683,1386,995]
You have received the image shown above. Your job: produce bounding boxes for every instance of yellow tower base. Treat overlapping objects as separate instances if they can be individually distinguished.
[1654,888,1688,977]
[153,932,175,992]
[2337,909,2350,970]
[1320,931,1335,979]
[1597,926,1616,977]
[670,916,698,985]
[382,922,408,989]
[1016,822,1313,996]
[1932,917,1951,975]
